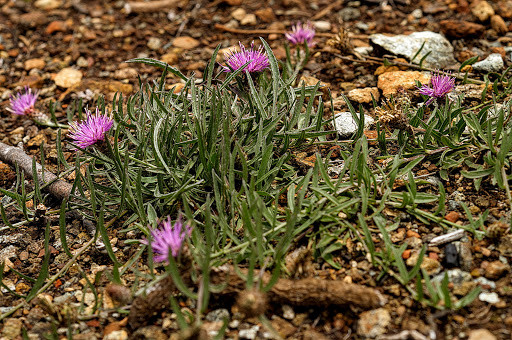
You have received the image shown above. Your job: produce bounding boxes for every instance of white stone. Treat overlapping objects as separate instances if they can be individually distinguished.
[357,308,391,338]
[54,68,82,88]
[334,111,375,138]
[473,53,504,73]
[479,292,500,304]
[313,21,331,32]
[370,31,457,69]
[231,8,246,21]
[240,14,257,26]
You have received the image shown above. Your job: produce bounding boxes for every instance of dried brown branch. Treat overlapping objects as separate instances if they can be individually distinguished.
[0,142,73,200]
[128,265,386,329]
[124,0,183,14]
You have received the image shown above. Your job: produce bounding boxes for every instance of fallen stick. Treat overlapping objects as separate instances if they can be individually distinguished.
[0,142,72,200]
[128,265,386,328]
[124,0,181,14]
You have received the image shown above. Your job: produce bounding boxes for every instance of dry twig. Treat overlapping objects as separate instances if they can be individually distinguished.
[124,0,182,14]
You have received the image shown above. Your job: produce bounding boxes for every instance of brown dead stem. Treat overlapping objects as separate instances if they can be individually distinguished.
[128,265,386,329]
[124,0,183,14]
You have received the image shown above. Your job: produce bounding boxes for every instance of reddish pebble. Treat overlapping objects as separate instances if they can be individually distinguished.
[402,249,411,259]
[445,211,460,223]
[46,20,67,34]
[428,252,439,260]
[406,230,420,238]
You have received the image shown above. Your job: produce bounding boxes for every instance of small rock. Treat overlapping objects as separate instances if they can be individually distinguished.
[147,37,162,50]
[231,8,246,21]
[347,87,379,104]
[440,20,485,39]
[103,330,128,340]
[282,305,294,320]
[206,309,230,322]
[172,36,200,50]
[131,326,167,340]
[484,260,510,279]
[491,15,508,34]
[498,235,512,256]
[35,0,62,10]
[333,112,375,138]
[468,329,497,340]
[313,21,331,32]
[338,7,361,22]
[1,318,22,340]
[479,291,500,304]
[161,52,179,64]
[24,58,45,70]
[76,56,89,68]
[239,325,259,340]
[240,13,257,26]
[46,20,68,34]
[377,71,430,96]
[254,8,275,23]
[357,308,391,338]
[114,67,138,80]
[54,67,82,88]
[473,53,504,73]
[471,1,495,22]
[370,31,457,69]
[18,11,48,26]
[445,211,460,223]
[270,316,296,338]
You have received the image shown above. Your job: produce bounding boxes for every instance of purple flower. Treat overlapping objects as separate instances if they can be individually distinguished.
[8,86,39,116]
[222,41,270,73]
[68,108,113,149]
[142,216,193,262]
[418,70,456,105]
[285,22,316,47]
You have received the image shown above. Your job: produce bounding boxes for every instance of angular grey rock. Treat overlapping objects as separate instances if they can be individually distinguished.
[334,112,375,138]
[370,31,457,69]
[472,53,504,73]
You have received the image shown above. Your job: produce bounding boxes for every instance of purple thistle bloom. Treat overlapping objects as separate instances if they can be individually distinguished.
[68,108,114,149]
[8,86,39,116]
[418,70,456,105]
[142,216,193,262]
[285,22,316,47]
[222,41,270,73]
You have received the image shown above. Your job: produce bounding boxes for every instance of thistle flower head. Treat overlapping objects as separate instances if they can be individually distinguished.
[142,216,193,263]
[417,70,456,105]
[222,41,270,73]
[68,108,114,149]
[8,86,39,116]
[285,22,316,47]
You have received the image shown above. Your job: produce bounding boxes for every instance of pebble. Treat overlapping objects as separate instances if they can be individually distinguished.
[161,52,179,64]
[479,291,500,304]
[270,316,296,338]
[347,87,379,104]
[1,318,22,340]
[411,9,423,19]
[333,112,375,138]
[484,260,510,279]
[231,8,246,21]
[440,20,485,39]
[282,305,295,320]
[239,325,259,340]
[206,309,230,322]
[131,326,167,340]
[114,67,138,80]
[46,20,68,34]
[240,13,257,26]
[34,0,62,10]
[18,11,48,26]
[468,329,497,340]
[172,36,200,50]
[147,37,162,50]
[472,53,504,73]
[445,211,460,223]
[357,308,391,338]
[338,7,361,22]
[254,8,275,23]
[54,67,82,88]
[370,31,456,69]
[491,15,508,34]
[471,0,495,22]
[313,21,331,32]
[377,71,430,96]
[24,58,46,70]
[76,56,89,68]
[103,330,128,340]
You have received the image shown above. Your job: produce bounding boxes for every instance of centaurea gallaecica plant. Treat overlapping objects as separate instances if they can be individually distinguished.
[68,108,113,149]
[141,216,193,263]
[285,22,316,47]
[8,86,39,116]
[222,41,270,73]
[418,70,456,105]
